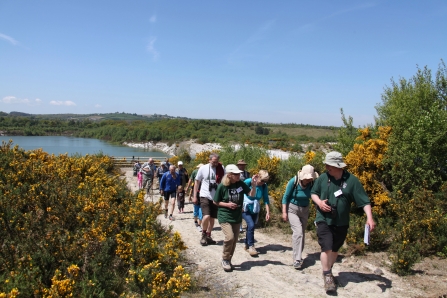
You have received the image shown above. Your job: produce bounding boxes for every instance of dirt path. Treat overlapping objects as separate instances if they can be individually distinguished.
[122,169,447,298]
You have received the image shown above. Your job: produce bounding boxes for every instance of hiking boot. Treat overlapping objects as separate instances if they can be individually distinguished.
[323,273,336,292]
[221,259,232,272]
[247,246,258,256]
[200,233,208,246]
[293,260,303,270]
[206,235,216,245]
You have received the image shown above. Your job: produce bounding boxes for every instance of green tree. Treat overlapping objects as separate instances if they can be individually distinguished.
[333,108,358,156]
[376,61,447,195]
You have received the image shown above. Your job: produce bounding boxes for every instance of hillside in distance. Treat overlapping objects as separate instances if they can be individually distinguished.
[0,111,338,152]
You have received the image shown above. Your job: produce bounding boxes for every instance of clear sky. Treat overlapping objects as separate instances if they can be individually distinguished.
[1,1,446,126]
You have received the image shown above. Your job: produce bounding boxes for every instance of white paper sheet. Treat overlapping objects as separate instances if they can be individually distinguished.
[364,224,370,245]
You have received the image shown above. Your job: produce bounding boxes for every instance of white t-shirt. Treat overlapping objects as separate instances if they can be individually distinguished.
[195,164,225,200]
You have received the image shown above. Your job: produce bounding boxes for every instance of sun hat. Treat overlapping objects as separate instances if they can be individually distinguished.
[178,161,183,165]
[161,162,166,166]
[323,151,347,168]
[196,163,204,168]
[298,165,319,180]
[225,164,243,174]
[237,159,247,165]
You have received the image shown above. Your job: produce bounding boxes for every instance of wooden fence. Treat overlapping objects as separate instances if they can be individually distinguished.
[111,157,165,167]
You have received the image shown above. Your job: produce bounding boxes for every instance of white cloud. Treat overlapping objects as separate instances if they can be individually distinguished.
[49,100,76,106]
[0,33,18,45]
[150,14,157,23]
[95,104,102,108]
[2,96,41,105]
[146,36,159,60]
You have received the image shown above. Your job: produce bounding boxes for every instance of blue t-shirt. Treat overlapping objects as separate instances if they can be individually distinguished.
[282,176,312,207]
[243,178,269,213]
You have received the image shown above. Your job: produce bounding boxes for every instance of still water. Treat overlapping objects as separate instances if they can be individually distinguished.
[0,136,168,158]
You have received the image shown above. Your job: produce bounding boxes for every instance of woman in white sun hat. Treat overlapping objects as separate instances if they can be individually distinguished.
[282,164,319,270]
[213,164,257,272]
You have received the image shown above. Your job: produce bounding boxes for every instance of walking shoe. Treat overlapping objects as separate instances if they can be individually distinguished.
[229,261,235,270]
[247,246,258,256]
[293,260,303,270]
[169,215,174,221]
[206,235,216,245]
[323,273,337,292]
[164,210,168,219]
[200,233,208,246]
[221,259,232,272]
[196,225,202,232]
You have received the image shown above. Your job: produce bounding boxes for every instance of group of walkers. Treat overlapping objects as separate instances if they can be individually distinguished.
[137,151,376,293]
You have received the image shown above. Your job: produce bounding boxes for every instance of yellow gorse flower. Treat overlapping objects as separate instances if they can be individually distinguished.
[0,141,190,297]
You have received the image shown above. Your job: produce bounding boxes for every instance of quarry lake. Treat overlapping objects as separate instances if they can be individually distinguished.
[0,136,168,158]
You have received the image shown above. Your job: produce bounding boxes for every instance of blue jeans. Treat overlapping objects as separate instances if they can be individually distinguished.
[242,212,259,247]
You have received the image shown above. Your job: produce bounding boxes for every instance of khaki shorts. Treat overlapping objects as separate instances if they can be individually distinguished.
[200,197,217,218]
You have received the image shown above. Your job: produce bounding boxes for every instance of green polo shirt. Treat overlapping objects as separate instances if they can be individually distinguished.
[213,181,251,224]
[311,171,370,226]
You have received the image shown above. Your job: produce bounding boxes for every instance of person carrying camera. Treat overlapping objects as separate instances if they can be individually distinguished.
[193,153,225,246]
[311,151,375,293]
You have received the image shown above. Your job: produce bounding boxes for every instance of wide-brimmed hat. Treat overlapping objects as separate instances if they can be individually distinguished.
[324,151,347,168]
[237,159,247,165]
[225,164,243,174]
[196,163,204,168]
[298,165,319,180]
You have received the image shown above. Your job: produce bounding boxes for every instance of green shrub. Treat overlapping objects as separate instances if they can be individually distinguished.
[0,141,190,297]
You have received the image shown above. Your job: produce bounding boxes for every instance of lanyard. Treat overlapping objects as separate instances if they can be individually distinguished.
[326,175,344,207]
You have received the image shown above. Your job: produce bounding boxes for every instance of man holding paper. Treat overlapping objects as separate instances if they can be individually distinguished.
[311,151,376,293]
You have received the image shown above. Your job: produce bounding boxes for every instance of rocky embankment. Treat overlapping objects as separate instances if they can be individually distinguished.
[124,140,293,159]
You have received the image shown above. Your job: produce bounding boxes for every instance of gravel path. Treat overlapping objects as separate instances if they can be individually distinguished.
[122,168,442,298]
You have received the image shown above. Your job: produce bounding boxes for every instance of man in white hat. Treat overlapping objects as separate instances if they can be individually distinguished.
[311,151,375,293]
[176,161,188,189]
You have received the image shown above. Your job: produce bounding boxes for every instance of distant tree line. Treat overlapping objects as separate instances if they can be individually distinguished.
[0,113,338,152]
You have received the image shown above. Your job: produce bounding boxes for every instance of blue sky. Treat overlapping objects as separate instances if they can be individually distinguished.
[1,1,446,126]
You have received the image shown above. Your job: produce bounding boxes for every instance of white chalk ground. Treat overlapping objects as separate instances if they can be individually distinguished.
[121,169,443,298]
[123,140,294,159]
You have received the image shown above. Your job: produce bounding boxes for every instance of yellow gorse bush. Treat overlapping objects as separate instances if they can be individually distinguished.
[345,126,392,216]
[194,150,221,165]
[0,141,190,297]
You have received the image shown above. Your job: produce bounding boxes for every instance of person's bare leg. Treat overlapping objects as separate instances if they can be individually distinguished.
[207,217,215,233]
[321,250,338,270]
[169,198,176,216]
[201,215,210,231]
